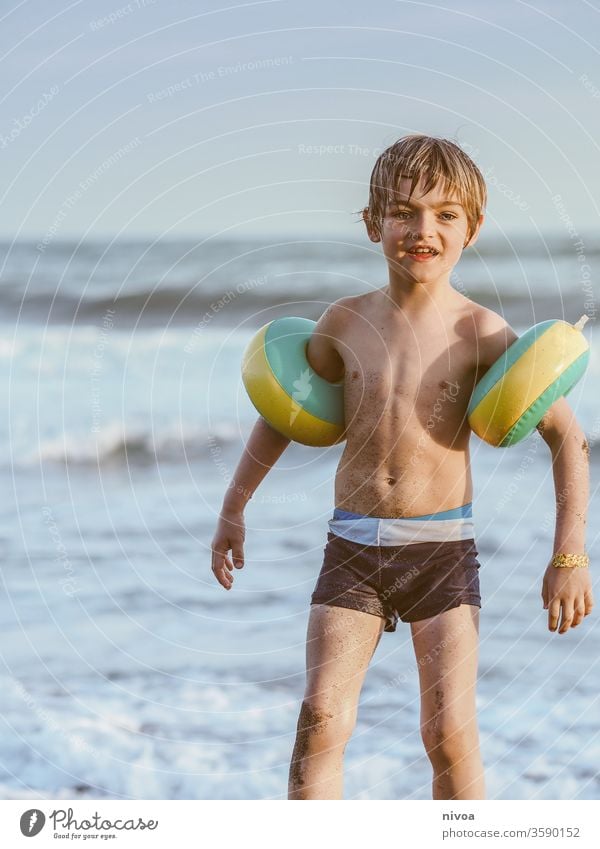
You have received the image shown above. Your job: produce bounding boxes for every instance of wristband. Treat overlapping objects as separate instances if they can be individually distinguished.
[551,552,590,568]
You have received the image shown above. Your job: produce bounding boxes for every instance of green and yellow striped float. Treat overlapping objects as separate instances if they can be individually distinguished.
[241,316,345,446]
[468,315,590,447]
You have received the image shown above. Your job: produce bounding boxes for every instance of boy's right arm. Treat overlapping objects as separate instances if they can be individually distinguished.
[211,416,292,589]
[211,300,346,590]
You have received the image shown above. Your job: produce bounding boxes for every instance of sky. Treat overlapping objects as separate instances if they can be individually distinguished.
[2,0,600,241]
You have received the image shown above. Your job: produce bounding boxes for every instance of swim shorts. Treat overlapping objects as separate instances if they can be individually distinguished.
[310,503,482,632]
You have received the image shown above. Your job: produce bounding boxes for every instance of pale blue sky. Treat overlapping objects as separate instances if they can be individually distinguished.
[2,0,600,241]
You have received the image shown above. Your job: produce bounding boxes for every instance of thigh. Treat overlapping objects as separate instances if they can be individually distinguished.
[304,604,385,702]
[410,604,480,724]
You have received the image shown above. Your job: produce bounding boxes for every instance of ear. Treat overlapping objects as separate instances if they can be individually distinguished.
[363,207,381,242]
[463,213,484,249]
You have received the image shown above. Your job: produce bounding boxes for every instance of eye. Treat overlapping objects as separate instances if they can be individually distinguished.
[440,212,457,221]
[391,211,411,219]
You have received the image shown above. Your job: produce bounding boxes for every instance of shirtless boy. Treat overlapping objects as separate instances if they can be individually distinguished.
[210,135,593,800]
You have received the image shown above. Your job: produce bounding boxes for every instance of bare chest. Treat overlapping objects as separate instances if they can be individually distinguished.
[339,316,478,426]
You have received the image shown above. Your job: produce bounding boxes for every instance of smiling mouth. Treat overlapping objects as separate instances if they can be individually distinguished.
[406,248,439,256]
[406,248,439,259]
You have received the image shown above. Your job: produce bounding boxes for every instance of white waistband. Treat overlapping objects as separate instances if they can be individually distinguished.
[328,516,475,546]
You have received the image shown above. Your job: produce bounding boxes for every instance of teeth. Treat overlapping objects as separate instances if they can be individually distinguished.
[410,248,435,254]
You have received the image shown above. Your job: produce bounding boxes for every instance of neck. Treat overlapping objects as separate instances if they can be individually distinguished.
[384,268,454,314]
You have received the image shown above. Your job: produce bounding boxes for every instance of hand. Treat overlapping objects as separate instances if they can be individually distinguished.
[211,510,245,590]
[541,562,594,634]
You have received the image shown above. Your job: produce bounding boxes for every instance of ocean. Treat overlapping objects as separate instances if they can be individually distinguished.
[1,235,599,800]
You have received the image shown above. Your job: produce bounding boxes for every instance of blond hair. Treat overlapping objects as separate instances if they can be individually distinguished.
[363,135,487,243]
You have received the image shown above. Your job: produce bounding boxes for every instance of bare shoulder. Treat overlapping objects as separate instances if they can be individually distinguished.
[310,295,361,339]
[329,294,365,323]
[466,302,520,369]
[305,297,353,382]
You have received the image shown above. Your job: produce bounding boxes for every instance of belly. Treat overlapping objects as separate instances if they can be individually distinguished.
[334,450,473,517]
[336,395,474,517]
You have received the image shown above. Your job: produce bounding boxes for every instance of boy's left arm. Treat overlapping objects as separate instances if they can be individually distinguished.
[475,308,594,635]
[536,399,594,634]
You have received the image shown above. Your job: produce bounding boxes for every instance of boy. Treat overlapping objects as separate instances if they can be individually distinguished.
[210,135,593,800]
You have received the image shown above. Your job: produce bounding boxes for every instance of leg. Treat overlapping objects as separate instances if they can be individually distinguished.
[288,603,384,799]
[411,604,485,800]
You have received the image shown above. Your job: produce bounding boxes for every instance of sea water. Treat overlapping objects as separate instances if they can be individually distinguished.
[1,236,599,799]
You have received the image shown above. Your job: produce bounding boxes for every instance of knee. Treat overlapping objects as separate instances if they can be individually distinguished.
[420,716,478,769]
[295,696,357,751]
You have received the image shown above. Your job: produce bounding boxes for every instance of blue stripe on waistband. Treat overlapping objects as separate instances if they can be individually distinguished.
[333,502,473,521]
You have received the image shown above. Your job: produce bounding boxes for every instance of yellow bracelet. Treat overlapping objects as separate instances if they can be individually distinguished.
[551,553,590,568]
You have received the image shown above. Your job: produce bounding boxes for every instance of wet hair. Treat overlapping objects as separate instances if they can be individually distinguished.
[361,134,487,243]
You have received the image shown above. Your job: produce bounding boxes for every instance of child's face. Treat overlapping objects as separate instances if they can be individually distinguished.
[365,176,483,283]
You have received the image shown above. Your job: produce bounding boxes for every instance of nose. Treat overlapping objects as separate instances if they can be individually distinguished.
[407,211,436,239]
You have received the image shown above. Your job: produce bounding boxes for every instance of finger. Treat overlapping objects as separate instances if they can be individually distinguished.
[548,600,561,632]
[216,567,234,590]
[211,553,235,589]
[584,590,595,616]
[558,602,574,634]
[212,548,234,572]
[232,547,245,569]
[571,605,585,628]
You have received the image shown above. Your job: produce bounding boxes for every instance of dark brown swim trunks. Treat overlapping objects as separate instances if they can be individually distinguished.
[310,530,482,632]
